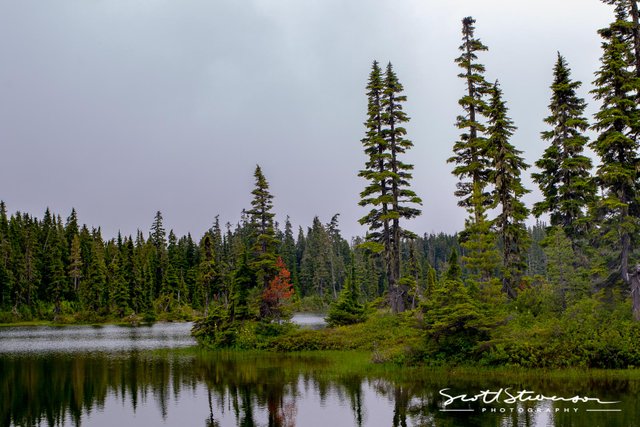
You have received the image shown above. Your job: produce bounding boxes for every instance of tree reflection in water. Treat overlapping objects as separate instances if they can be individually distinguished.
[1,351,638,426]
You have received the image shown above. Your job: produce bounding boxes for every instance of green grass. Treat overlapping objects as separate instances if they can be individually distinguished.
[266,310,425,364]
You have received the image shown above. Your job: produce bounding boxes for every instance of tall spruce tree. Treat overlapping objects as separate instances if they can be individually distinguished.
[487,82,530,299]
[383,62,423,313]
[532,53,595,242]
[449,16,492,218]
[448,17,499,289]
[359,60,389,254]
[359,61,422,313]
[246,165,278,317]
[150,211,168,299]
[591,4,640,319]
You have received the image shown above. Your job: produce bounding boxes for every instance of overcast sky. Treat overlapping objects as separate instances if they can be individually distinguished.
[0,0,614,240]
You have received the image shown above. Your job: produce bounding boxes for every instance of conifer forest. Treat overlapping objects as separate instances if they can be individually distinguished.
[4,1,640,368]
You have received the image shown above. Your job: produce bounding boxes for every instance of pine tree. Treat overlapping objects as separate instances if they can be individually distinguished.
[359,62,422,313]
[41,210,67,314]
[150,211,166,249]
[229,251,255,322]
[449,16,492,218]
[164,230,182,301]
[487,81,530,299]
[107,250,129,316]
[447,17,501,292]
[0,201,12,308]
[197,234,218,316]
[326,268,367,327]
[130,234,148,313]
[591,4,640,319]
[279,217,299,294]
[444,249,462,282]
[246,165,278,317]
[532,53,595,242]
[543,226,589,308]
[359,60,389,255]
[82,238,107,313]
[65,208,79,248]
[326,214,348,299]
[459,189,501,289]
[382,62,423,312]
[601,1,640,80]
[68,234,83,296]
[300,217,332,299]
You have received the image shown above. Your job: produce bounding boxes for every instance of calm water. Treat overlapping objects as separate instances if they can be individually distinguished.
[0,322,638,427]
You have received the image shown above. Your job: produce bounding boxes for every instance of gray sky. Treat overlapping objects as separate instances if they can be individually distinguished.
[0,0,613,240]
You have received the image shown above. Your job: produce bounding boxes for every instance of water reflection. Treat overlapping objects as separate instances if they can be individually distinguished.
[1,324,639,426]
[0,323,195,353]
[1,350,639,427]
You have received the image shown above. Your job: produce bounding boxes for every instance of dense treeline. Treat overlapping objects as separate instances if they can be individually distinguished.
[0,193,548,324]
[0,196,547,323]
[0,203,472,321]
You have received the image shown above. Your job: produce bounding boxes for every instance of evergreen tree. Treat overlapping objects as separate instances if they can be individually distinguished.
[543,226,589,308]
[532,53,595,242]
[448,17,500,291]
[423,273,487,360]
[527,222,548,277]
[601,1,640,81]
[359,60,390,258]
[487,82,530,298]
[449,16,492,218]
[164,230,183,302]
[299,217,332,299]
[326,214,348,299]
[150,211,167,249]
[64,208,79,248]
[246,165,278,317]
[229,251,255,322]
[82,238,107,312]
[121,237,142,313]
[326,269,367,327]
[460,209,500,289]
[68,234,83,296]
[150,211,168,299]
[41,210,67,314]
[107,251,129,316]
[197,235,218,316]
[279,217,299,294]
[359,62,422,313]
[0,202,12,308]
[382,62,423,313]
[444,249,462,282]
[591,4,640,319]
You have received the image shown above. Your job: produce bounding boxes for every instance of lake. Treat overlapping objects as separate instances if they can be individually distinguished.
[1,322,638,426]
